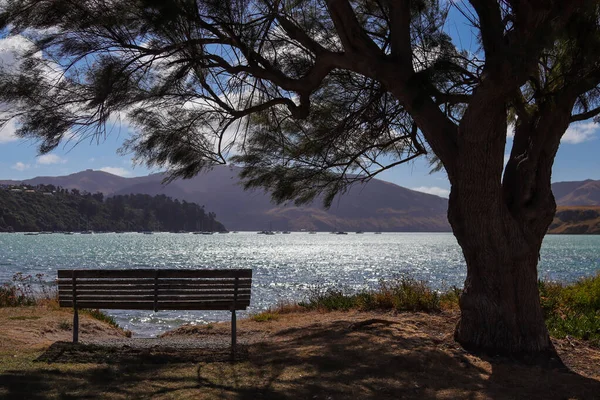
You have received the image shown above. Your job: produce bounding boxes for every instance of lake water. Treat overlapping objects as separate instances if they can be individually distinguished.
[1,232,599,336]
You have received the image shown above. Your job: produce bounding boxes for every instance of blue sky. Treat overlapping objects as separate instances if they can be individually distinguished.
[1,3,599,198]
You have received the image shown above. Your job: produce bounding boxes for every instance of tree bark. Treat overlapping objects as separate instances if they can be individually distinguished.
[447,93,563,356]
[445,102,574,356]
[449,194,554,355]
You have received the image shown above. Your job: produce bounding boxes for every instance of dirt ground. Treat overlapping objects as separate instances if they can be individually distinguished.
[0,306,599,399]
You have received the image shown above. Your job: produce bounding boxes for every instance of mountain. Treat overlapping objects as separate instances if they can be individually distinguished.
[552,179,600,206]
[1,166,450,232]
[1,169,130,195]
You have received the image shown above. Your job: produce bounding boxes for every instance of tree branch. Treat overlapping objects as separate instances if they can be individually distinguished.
[325,0,382,56]
[570,105,600,122]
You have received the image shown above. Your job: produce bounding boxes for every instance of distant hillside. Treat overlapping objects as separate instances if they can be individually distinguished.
[6,170,600,232]
[548,207,600,234]
[552,179,600,206]
[0,185,225,232]
[2,166,450,232]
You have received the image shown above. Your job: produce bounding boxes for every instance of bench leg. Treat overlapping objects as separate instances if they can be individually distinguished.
[231,310,236,361]
[73,307,79,343]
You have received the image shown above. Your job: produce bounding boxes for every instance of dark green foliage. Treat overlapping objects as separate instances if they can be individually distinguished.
[539,275,600,346]
[0,185,225,232]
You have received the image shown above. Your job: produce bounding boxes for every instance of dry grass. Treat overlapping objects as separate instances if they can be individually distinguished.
[1,306,599,399]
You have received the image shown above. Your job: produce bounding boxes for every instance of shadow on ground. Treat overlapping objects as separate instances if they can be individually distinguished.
[1,317,598,399]
[35,342,247,364]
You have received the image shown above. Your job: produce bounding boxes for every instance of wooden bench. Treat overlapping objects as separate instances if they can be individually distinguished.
[57,269,252,359]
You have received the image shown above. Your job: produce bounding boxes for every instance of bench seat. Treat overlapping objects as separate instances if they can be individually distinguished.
[57,268,253,359]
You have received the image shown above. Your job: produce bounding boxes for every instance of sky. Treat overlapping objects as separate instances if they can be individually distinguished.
[0,4,599,198]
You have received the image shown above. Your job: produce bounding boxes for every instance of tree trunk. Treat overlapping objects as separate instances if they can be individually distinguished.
[448,172,555,356]
[445,92,567,357]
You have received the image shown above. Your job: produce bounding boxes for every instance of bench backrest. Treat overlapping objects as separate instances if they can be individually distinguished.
[57,269,252,311]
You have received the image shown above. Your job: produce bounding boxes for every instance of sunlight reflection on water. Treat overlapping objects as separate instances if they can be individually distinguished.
[0,232,598,336]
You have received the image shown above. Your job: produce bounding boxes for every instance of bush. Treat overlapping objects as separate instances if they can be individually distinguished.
[0,283,36,307]
[300,277,450,313]
[0,272,52,307]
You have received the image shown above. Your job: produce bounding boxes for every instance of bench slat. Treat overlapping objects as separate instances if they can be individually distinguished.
[61,295,251,302]
[156,283,251,289]
[59,290,154,296]
[58,289,251,299]
[58,283,252,292]
[58,300,250,310]
[58,278,252,286]
[58,269,252,279]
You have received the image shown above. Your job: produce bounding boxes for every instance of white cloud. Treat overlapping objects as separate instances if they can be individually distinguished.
[562,122,598,144]
[0,120,17,143]
[88,157,95,162]
[11,162,30,171]
[36,154,67,165]
[0,35,34,71]
[99,167,132,177]
[411,186,450,198]
[507,123,515,138]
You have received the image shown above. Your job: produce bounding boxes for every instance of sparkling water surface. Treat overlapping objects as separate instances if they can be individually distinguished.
[1,232,598,337]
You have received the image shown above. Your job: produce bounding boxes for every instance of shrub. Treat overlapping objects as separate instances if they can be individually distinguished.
[300,277,448,313]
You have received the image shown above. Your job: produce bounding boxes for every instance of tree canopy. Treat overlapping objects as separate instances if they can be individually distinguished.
[0,1,598,202]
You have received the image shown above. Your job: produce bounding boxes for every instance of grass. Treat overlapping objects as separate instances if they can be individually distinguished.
[2,270,599,347]
[58,320,71,330]
[0,283,37,307]
[8,316,41,321]
[251,312,280,322]
[299,277,453,313]
[80,309,119,329]
[1,309,599,399]
[0,273,127,334]
[539,273,600,346]
[251,274,600,348]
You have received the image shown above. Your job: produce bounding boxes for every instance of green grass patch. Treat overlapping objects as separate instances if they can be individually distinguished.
[539,273,600,346]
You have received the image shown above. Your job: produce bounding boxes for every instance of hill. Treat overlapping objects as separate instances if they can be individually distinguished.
[0,186,225,232]
[5,171,600,232]
[2,166,451,232]
[552,179,600,206]
[548,206,600,234]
